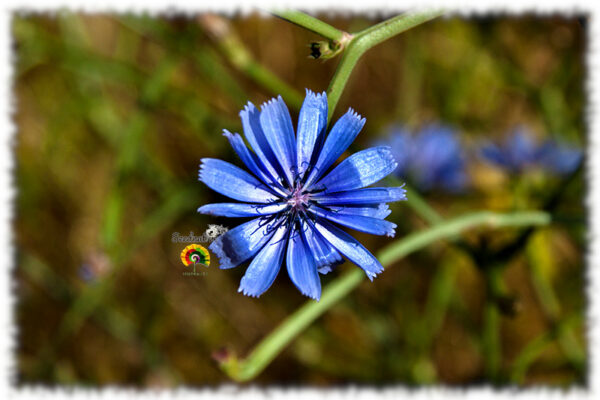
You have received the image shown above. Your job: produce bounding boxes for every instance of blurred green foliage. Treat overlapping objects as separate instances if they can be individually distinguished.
[14,12,585,386]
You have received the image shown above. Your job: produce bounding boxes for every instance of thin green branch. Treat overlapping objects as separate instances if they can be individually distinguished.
[216,210,550,382]
[482,264,503,381]
[399,181,443,225]
[272,10,345,42]
[327,10,444,121]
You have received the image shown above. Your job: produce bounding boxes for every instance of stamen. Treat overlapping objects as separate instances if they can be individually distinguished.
[286,185,310,212]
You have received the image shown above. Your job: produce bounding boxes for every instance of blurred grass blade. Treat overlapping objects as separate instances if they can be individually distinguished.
[198,14,303,110]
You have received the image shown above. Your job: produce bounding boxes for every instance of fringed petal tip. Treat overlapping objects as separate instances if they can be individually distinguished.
[208,239,234,270]
[198,159,206,180]
[385,223,397,238]
[318,265,332,275]
[290,279,321,301]
[377,145,399,177]
[346,107,366,125]
[239,101,258,120]
[260,96,280,111]
[302,290,321,301]
[379,146,399,174]
[392,185,408,202]
[222,129,233,138]
[304,88,327,101]
[378,203,392,219]
[237,285,262,298]
[198,157,214,167]
[244,101,256,111]
[365,269,382,282]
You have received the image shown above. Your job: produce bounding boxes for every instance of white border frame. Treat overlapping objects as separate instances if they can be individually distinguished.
[1,1,597,399]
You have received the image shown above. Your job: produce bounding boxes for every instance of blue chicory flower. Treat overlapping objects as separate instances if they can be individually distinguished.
[479,128,541,172]
[198,90,406,300]
[479,127,582,175]
[381,124,468,193]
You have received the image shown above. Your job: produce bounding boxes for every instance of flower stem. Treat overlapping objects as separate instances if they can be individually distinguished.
[400,181,443,225]
[482,264,503,382]
[216,210,550,382]
[272,11,345,42]
[326,10,444,121]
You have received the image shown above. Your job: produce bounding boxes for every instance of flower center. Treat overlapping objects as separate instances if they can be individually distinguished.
[287,186,310,212]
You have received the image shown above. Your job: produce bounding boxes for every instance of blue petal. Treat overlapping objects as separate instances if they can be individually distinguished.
[313,146,397,193]
[311,219,384,280]
[328,204,391,219]
[199,158,279,203]
[222,130,286,195]
[209,216,280,269]
[309,205,397,237]
[240,102,286,186]
[259,96,298,186]
[198,202,288,217]
[287,222,321,300]
[303,108,366,188]
[296,90,328,177]
[317,266,333,275]
[238,223,288,297]
[302,219,343,274]
[314,186,407,206]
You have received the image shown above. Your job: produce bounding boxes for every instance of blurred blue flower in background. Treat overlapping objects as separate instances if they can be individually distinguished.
[198,90,406,300]
[379,123,468,193]
[536,139,583,175]
[480,128,542,173]
[479,127,582,175]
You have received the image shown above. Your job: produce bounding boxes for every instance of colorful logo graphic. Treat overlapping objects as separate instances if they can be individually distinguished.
[180,244,210,268]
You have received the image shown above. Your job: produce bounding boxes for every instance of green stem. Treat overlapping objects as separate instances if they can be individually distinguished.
[482,264,503,382]
[402,182,443,225]
[326,10,444,121]
[218,210,550,382]
[272,10,345,42]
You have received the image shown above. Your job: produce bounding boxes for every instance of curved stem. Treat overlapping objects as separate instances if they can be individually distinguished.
[400,181,443,224]
[272,10,345,42]
[327,10,444,121]
[217,210,551,382]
